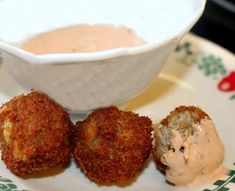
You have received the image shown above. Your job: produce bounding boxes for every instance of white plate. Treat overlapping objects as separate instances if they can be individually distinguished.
[0,34,235,191]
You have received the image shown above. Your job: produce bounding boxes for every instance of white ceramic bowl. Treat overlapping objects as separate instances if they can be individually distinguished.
[0,0,206,112]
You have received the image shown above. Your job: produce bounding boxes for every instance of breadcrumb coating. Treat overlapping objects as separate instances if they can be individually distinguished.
[0,91,73,176]
[74,106,153,185]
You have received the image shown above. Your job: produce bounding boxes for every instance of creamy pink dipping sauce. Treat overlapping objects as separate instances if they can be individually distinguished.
[20,24,145,54]
[162,119,227,187]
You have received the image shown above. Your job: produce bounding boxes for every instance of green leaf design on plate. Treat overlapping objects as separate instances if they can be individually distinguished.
[230,95,235,100]
[198,54,227,78]
[0,178,12,183]
[176,41,227,78]
[0,176,28,191]
[0,184,8,190]
[175,42,191,53]
[175,41,202,66]
[202,166,235,191]
[6,184,17,189]
[176,39,234,100]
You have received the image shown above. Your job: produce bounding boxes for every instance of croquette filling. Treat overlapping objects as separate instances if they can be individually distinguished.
[3,120,13,144]
[157,110,205,154]
[167,110,202,139]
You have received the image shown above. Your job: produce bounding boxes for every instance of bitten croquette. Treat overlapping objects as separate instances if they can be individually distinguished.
[74,106,153,185]
[152,106,211,172]
[152,106,225,186]
[0,91,73,176]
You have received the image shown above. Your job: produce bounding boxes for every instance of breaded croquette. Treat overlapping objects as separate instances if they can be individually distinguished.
[0,91,73,176]
[74,106,153,185]
[152,106,224,186]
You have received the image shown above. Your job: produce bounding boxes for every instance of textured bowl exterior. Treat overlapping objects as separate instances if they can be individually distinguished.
[0,0,206,112]
[2,41,176,112]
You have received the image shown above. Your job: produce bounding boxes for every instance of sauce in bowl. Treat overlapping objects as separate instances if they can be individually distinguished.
[21,24,145,54]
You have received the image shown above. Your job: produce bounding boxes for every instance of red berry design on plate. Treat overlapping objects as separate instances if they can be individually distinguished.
[218,71,235,92]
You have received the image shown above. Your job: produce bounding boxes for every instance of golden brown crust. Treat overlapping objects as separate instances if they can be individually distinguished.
[0,91,73,176]
[161,106,210,126]
[74,106,153,185]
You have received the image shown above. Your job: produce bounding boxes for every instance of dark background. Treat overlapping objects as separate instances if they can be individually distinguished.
[191,0,235,54]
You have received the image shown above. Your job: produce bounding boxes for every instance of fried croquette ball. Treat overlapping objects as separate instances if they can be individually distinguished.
[74,106,153,185]
[152,106,224,186]
[0,91,73,176]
